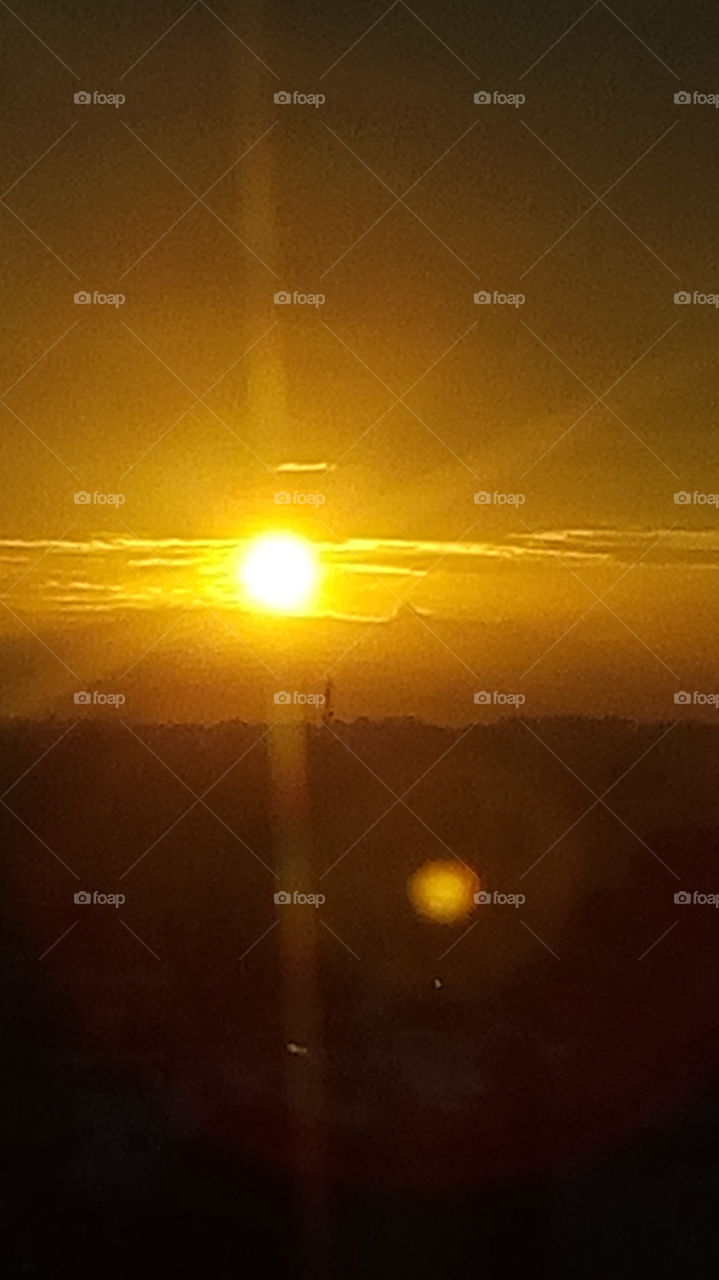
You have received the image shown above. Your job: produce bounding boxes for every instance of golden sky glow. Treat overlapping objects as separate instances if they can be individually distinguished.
[0,526,717,723]
[1,0,717,732]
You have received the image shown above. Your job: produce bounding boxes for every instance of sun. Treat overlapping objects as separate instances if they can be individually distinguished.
[239,532,320,613]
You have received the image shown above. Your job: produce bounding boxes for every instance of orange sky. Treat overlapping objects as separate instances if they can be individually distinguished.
[1,0,718,722]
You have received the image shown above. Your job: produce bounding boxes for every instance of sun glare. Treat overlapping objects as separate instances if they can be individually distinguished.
[239,533,320,613]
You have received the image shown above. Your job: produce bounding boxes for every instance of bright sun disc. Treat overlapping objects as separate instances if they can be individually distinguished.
[239,533,319,613]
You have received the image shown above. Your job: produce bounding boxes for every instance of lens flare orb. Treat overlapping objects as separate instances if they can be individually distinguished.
[408,859,480,924]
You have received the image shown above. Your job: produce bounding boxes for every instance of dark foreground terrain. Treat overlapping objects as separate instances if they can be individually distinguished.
[2,714,718,1276]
